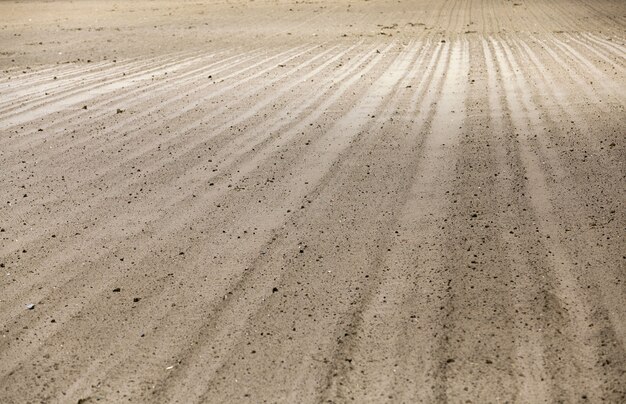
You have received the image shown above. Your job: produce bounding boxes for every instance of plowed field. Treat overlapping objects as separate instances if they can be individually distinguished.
[1,0,625,402]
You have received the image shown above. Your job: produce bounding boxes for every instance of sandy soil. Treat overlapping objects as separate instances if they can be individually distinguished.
[1,0,625,402]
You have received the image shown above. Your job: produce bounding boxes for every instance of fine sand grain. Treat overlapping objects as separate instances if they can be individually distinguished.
[0,0,625,402]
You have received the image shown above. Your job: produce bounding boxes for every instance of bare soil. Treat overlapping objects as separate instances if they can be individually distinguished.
[1,0,625,402]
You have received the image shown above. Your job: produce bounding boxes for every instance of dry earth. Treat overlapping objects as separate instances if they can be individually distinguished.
[1,0,625,402]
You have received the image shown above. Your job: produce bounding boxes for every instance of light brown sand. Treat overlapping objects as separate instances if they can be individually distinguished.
[1,0,625,402]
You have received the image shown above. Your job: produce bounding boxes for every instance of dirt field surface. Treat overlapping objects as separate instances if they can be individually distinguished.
[1,0,625,402]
